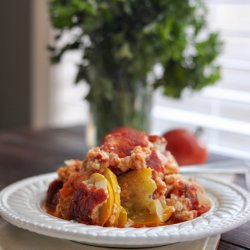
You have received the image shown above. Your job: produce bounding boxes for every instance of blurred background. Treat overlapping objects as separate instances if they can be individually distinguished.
[0,0,250,160]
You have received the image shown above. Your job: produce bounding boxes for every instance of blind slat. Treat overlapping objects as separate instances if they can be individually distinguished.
[201,87,250,104]
[153,106,250,136]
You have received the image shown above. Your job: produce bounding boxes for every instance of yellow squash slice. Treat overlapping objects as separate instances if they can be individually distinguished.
[118,168,173,226]
[89,173,114,226]
[117,206,128,228]
[104,168,121,226]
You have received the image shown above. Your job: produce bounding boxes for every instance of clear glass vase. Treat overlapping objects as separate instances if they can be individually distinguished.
[86,85,152,147]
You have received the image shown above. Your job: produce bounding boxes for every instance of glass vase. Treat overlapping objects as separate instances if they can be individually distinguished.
[87,85,152,147]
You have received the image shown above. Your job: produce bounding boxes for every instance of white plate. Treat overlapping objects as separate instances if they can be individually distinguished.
[0,173,250,248]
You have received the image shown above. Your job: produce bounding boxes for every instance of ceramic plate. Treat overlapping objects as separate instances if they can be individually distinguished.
[0,173,250,248]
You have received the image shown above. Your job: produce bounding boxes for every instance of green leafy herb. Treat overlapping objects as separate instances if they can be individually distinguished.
[49,0,222,100]
[48,0,223,142]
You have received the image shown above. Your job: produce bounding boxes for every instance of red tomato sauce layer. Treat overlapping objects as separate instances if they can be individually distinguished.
[45,179,63,211]
[101,128,148,158]
[68,182,108,225]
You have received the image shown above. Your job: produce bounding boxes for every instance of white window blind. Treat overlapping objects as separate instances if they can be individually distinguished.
[152,0,250,159]
[49,50,89,127]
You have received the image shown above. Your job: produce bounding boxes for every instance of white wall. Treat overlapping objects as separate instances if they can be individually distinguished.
[31,0,51,128]
[31,0,89,128]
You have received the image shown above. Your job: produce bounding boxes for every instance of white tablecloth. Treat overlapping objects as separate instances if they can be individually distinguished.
[0,218,220,250]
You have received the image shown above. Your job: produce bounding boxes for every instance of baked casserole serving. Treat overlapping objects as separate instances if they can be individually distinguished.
[45,128,211,228]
